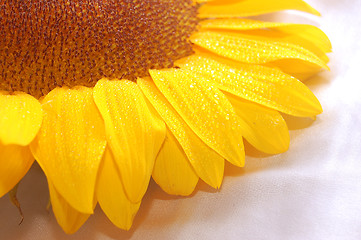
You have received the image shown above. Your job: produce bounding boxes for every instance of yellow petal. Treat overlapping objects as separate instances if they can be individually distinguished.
[148,69,245,167]
[93,79,165,203]
[138,77,225,189]
[267,59,326,81]
[176,53,322,117]
[195,0,215,2]
[30,87,106,213]
[200,19,331,60]
[269,24,331,55]
[198,0,320,18]
[48,181,90,234]
[226,94,290,154]
[0,93,42,146]
[0,143,34,197]
[197,19,331,79]
[230,29,329,64]
[200,18,288,31]
[96,147,140,230]
[190,31,328,70]
[153,130,199,196]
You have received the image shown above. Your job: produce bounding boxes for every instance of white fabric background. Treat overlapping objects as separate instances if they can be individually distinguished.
[1,0,361,239]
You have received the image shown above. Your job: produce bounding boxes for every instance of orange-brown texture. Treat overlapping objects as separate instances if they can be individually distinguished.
[0,0,198,98]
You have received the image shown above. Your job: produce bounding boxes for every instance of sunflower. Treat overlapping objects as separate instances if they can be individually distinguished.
[0,0,330,234]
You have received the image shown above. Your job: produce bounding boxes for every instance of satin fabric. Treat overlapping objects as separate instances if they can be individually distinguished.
[1,0,360,239]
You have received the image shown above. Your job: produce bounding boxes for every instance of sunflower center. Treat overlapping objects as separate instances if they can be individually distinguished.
[0,0,198,98]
